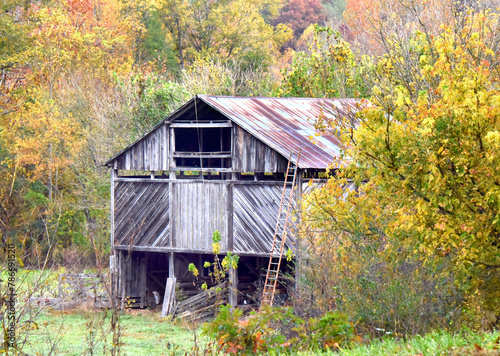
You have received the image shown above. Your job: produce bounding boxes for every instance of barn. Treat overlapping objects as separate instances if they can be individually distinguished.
[104,95,357,316]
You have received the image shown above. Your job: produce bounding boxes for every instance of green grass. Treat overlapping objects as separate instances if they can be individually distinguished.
[334,329,500,356]
[11,308,500,355]
[20,309,202,355]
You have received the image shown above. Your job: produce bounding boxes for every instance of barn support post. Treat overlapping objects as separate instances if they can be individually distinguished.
[110,168,117,304]
[139,253,148,308]
[161,252,176,317]
[169,126,176,180]
[226,180,238,306]
[121,250,131,309]
[229,266,238,307]
[295,169,303,294]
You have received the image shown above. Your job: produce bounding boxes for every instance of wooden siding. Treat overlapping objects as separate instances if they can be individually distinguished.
[114,181,171,247]
[110,122,290,173]
[114,124,169,171]
[118,251,147,300]
[174,182,228,252]
[114,179,301,256]
[233,126,288,173]
[233,184,296,255]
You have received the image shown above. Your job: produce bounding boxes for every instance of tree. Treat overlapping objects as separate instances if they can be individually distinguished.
[343,0,454,54]
[0,0,34,115]
[159,0,292,68]
[302,8,500,328]
[279,25,369,98]
[0,0,136,264]
[270,0,326,50]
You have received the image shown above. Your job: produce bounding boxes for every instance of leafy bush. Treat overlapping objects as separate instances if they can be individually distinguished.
[201,305,359,354]
[298,179,464,337]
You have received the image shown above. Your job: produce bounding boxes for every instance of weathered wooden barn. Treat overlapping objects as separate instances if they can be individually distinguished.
[105,95,357,314]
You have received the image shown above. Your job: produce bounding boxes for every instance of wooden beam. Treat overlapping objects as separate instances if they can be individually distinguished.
[110,169,117,303]
[161,252,176,317]
[168,167,233,173]
[173,153,232,159]
[228,266,238,307]
[169,252,175,278]
[114,177,298,185]
[169,126,176,179]
[161,277,176,317]
[140,253,147,308]
[169,182,176,248]
[170,122,232,128]
[113,245,279,257]
[226,182,234,252]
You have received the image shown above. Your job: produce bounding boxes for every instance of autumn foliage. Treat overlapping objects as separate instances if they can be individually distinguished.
[301,7,500,331]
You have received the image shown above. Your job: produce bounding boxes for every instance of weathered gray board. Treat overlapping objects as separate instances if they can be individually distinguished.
[114,181,170,248]
[233,126,288,173]
[114,180,297,256]
[110,124,289,174]
[233,184,296,255]
[174,182,228,251]
[114,124,169,171]
[161,277,176,317]
[117,251,147,307]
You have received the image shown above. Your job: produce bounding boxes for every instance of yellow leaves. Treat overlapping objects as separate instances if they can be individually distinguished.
[212,242,221,255]
[5,91,84,183]
[28,0,134,84]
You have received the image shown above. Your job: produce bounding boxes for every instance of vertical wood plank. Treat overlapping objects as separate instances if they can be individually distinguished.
[170,182,176,248]
[161,277,176,317]
[169,252,175,278]
[140,253,147,308]
[226,182,234,252]
[110,169,117,302]
[228,266,238,307]
[161,252,176,316]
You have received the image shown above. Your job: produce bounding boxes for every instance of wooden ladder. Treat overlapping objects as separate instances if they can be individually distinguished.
[262,150,301,306]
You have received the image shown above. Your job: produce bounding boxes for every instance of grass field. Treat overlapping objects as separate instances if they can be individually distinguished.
[20,309,201,355]
[336,330,500,356]
[16,309,500,355]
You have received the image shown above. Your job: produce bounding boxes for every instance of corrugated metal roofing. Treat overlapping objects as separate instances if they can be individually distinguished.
[198,95,359,169]
[105,95,361,169]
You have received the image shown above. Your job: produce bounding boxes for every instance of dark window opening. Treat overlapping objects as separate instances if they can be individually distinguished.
[174,127,232,169]
[174,127,231,153]
[174,157,231,169]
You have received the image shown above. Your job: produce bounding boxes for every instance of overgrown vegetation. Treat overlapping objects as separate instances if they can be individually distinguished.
[203,305,359,354]
[298,1,500,337]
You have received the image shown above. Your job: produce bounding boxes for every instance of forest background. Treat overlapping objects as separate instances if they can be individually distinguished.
[1,0,499,338]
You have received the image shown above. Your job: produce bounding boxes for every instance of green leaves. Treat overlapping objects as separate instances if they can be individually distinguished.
[279,25,369,99]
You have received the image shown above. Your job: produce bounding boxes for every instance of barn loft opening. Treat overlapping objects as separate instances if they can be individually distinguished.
[173,127,232,169]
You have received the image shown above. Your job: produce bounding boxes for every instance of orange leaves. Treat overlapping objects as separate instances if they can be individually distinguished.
[65,0,94,20]
[29,0,134,86]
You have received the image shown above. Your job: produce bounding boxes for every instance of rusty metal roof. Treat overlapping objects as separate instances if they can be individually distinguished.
[105,95,361,169]
[198,95,359,169]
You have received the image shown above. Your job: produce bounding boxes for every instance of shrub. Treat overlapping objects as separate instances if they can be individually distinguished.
[201,305,359,354]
